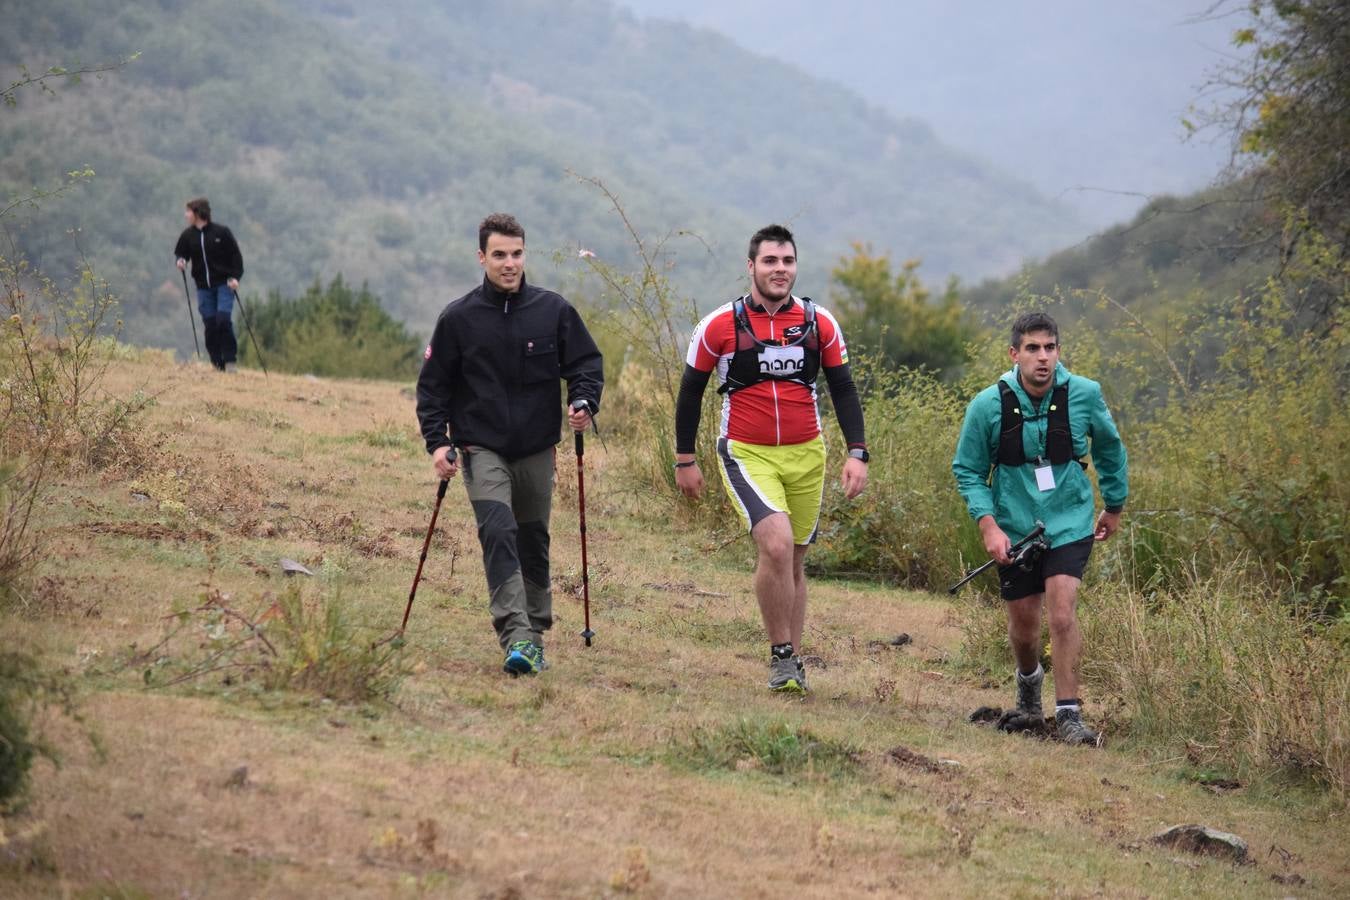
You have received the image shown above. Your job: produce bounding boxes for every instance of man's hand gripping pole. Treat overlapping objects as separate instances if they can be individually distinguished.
[948,521,1047,595]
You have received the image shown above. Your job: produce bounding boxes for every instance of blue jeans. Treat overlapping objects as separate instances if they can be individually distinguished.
[196,284,237,368]
[196,284,234,320]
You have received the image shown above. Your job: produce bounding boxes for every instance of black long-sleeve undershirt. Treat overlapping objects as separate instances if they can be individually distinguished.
[673,363,866,454]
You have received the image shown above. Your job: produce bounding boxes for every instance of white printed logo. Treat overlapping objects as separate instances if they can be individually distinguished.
[758,345,805,375]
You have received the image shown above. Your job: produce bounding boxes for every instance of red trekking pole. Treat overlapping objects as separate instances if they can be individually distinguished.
[573,409,595,647]
[402,477,449,633]
[374,474,448,649]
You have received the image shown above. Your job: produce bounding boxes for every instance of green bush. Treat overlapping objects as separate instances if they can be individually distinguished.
[811,357,982,588]
[0,651,78,809]
[239,276,423,380]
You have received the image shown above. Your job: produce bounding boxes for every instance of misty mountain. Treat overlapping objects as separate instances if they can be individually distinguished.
[3,0,1085,353]
[620,0,1237,228]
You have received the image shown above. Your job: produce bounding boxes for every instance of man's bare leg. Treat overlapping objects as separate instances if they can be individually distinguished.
[752,513,796,644]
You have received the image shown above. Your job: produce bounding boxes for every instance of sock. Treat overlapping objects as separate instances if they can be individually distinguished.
[771,642,794,661]
[1017,663,1044,682]
[1055,698,1082,713]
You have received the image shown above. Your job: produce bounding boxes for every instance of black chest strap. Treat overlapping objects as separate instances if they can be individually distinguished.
[717,297,820,395]
[997,380,1074,466]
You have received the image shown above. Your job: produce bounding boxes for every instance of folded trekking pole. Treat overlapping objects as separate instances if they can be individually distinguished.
[572,402,595,647]
[231,288,268,378]
[179,269,201,360]
[948,521,1047,594]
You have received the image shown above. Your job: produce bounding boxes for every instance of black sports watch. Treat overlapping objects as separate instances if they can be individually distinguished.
[848,447,870,463]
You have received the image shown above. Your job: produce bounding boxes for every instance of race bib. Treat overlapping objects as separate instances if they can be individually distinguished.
[758,345,805,376]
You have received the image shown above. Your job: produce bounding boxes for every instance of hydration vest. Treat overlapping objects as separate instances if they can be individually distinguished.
[997,379,1077,466]
[716,297,820,395]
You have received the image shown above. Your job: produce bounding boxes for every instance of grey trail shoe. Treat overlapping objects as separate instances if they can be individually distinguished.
[794,655,809,693]
[768,655,805,693]
[1056,707,1101,746]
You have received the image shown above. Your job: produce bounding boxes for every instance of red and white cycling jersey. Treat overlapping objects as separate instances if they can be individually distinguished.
[686,296,849,446]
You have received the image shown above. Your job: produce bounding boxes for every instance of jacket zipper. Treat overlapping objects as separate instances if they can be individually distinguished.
[200,229,211,287]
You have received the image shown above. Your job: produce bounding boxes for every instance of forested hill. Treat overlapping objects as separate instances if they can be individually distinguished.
[962,180,1280,334]
[2,0,1084,353]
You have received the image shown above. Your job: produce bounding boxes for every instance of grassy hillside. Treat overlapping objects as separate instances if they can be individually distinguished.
[1,354,1345,896]
[1,0,1084,355]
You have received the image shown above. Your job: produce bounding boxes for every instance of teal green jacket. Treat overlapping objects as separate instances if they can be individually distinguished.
[952,363,1128,548]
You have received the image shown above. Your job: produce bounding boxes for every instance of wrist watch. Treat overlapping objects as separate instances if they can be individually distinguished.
[848,447,870,463]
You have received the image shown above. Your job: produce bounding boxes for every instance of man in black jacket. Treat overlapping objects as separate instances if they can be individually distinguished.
[416,213,604,675]
[174,197,244,371]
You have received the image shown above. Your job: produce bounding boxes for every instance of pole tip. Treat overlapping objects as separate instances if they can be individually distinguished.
[581,628,595,647]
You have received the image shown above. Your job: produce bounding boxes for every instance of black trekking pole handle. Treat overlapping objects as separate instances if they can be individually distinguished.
[573,407,595,647]
[948,521,1046,594]
[179,269,201,360]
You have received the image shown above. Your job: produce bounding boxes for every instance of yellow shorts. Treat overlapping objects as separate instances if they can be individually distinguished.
[716,436,827,545]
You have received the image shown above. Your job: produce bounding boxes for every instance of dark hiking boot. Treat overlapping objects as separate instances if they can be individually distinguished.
[1056,707,1101,746]
[997,666,1045,733]
[1015,665,1044,718]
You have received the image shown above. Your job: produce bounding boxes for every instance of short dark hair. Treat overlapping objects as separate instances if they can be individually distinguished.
[186,197,211,222]
[748,224,796,261]
[1011,311,1059,348]
[479,213,525,252]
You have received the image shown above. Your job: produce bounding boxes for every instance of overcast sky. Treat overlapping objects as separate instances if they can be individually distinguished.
[620,1,1242,227]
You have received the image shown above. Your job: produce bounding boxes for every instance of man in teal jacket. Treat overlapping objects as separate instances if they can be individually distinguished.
[952,311,1127,746]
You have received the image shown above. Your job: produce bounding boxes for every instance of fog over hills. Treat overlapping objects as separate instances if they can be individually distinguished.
[620,0,1238,227]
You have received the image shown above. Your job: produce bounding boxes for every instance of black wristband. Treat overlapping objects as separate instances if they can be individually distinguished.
[673,460,697,469]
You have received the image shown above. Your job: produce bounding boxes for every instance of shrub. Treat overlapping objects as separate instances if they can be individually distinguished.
[239,276,423,379]
[1082,569,1349,798]
[811,357,982,588]
[146,583,407,703]
[0,651,79,810]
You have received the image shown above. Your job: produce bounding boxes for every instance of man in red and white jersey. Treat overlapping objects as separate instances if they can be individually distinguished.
[673,224,868,693]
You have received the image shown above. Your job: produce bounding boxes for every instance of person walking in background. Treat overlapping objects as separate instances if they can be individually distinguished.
[952,311,1128,745]
[174,197,244,372]
[673,224,868,693]
[416,213,604,676]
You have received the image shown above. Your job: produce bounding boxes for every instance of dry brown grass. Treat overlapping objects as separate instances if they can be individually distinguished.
[1,356,1346,898]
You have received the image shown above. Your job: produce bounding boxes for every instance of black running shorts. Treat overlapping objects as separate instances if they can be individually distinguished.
[999,535,1094,601]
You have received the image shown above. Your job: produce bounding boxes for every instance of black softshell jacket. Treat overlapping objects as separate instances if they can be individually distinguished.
[173,222,244,288]
[416,276,604,460]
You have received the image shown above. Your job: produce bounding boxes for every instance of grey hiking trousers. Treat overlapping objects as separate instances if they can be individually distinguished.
[461,445,555,650]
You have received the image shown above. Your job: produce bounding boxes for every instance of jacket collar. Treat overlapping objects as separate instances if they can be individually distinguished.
[481,274,527,307]
[1003,361,1068,405]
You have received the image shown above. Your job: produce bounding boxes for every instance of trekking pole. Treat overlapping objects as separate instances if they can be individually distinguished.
[572,402,595,647]
[179,269,201,360]
[374,475,449,649]
[231,288,268,378]
[948,521,1047,594]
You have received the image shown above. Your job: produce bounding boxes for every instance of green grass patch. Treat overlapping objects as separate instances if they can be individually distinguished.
[670,717,860,780]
